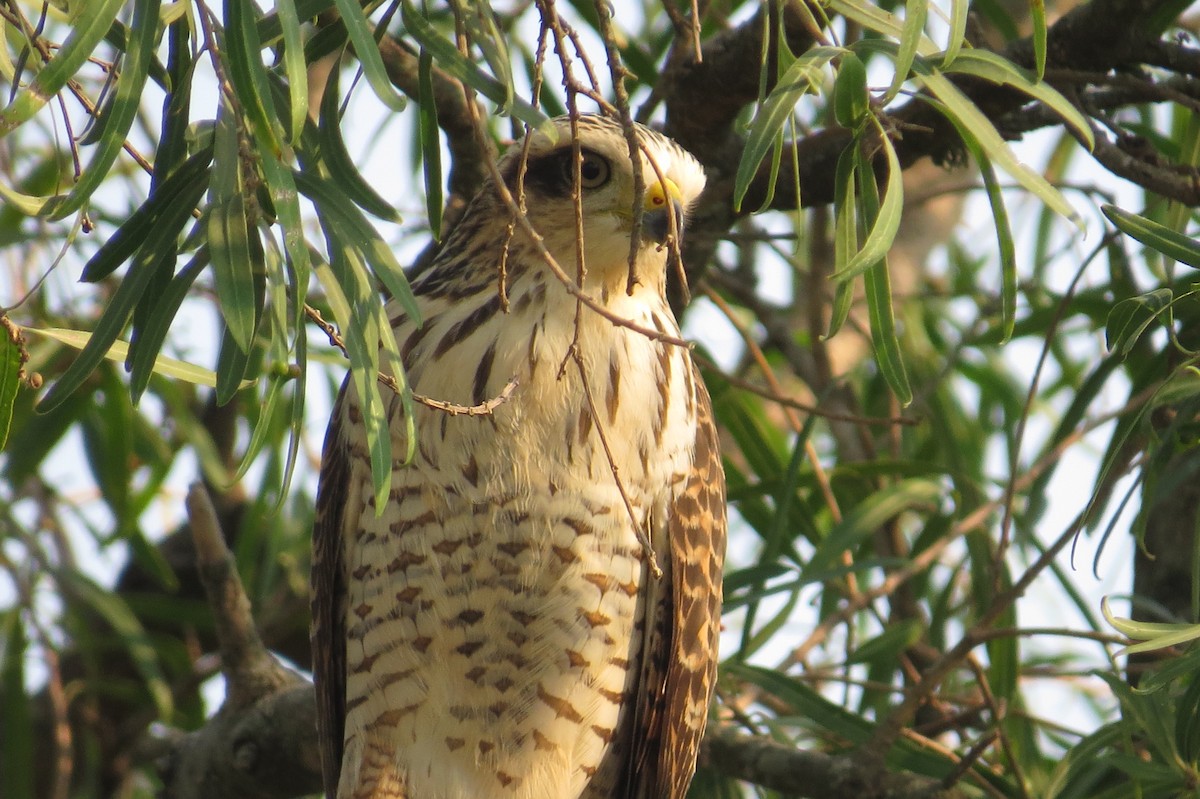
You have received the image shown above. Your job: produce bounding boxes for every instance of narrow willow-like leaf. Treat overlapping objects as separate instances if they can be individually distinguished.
[943,0,968,66]
[828,145,858,338]
[401,0,544,127]
[254,0,333,45]
[1103,204,1200,269]
[128,252,208,402]
[959,132,1017,340]
[418,45,444,239]
[38,172,210,412]
[313,246,395,512]
[40,0,158,220]
[833,51,870,129]
[317,70,401,222]
[734,47,842,212]
[919,69,1080,225]
[27,327,228,389]
[855,128,912,405]
[739,434,809,659]
[294,169,421,325]
[276,0,308,143]
[0,323,20,449]
[806,478,941,578]
[233,373,287,482]
[847,618,923,665]
[1030,0,1047,80]
[0,0,125,134]
[81,147,213,283]
[941,50,1093,150]
[332,0,408,111]
[215,320,254,406]
[832,118,904,282]
[257,141,312,333]
[462,1,513,112]
[1106,288,1173,358]
[883,0,926,104]
[65,573,174,720]
[825,0,938,56]
[208,105,259,353]
[0,612,33,799]
[225,0,283,154]
[0,20,16,82]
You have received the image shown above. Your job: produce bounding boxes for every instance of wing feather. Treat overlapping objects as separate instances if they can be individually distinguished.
[311,378,357,799]
[629,366,727,798]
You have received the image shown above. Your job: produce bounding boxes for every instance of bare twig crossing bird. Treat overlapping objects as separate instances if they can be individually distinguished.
[311,114,727,799]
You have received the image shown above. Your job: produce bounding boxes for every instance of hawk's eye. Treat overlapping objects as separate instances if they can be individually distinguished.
[577,151,611,189]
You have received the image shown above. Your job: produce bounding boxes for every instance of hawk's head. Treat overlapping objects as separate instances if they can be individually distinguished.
[497,115,706,287]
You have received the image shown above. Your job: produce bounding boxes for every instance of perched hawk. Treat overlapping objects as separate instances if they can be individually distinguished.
[311,114,726,799]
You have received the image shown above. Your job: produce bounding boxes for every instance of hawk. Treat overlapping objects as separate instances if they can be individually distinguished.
[311,114,727,799]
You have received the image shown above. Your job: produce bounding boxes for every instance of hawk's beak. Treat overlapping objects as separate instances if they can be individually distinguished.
[643,177,685,245]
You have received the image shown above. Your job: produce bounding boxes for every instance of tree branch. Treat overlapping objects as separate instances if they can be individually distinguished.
[158,485,319,799]
[702,728,969,799]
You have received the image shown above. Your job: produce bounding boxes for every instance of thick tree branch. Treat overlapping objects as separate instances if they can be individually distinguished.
[159,485,319,799]
[703,729,969,799]
[673,0,1200,293]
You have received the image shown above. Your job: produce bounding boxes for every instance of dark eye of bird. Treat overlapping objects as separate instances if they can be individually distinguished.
[576,151,611,189]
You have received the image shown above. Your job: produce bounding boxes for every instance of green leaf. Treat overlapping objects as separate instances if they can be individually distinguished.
[943,0,969,67]
[0,611,33,799]
[958,129,1017,341]
[1105,288,1173,359]
[224,0,284,154]
[1102,597,1200,657]
[855,126,911,404]
[418,45,444,239]
[848,618,923,665]
[734,47,842,212]
[806,478,942,579]
[312,248,395,512]
[129,252,208,402]
[1030,0,1047,80]
[0,0,126,135]
[37,168,211,412]
[208,104,261,354]
[883,0,926,104]
[834,52,869,129]
[826,0,938,56]
[941,50,1093,150]
[1103,204,1200,269]
[917,67,1080,225]
[0,322,20,450]
[461,1,513,113]
[40,0,159,220]
[317,69,402,222]
[832,117,904,282]
[332,0,408,111]
[401,0,544,127]
[79,146,214,283]
[294,169,420,325]
[276,0,309,143]
[827,145,858,337]
[25,327,232,389]
[65,573,174,721]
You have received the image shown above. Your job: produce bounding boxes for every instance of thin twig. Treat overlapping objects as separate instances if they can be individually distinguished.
[693,353,919,426]
[571,345,663,578]
[304,304,519,416]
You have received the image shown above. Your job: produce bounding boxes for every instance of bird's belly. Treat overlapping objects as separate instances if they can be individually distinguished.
[344,483,647,799]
